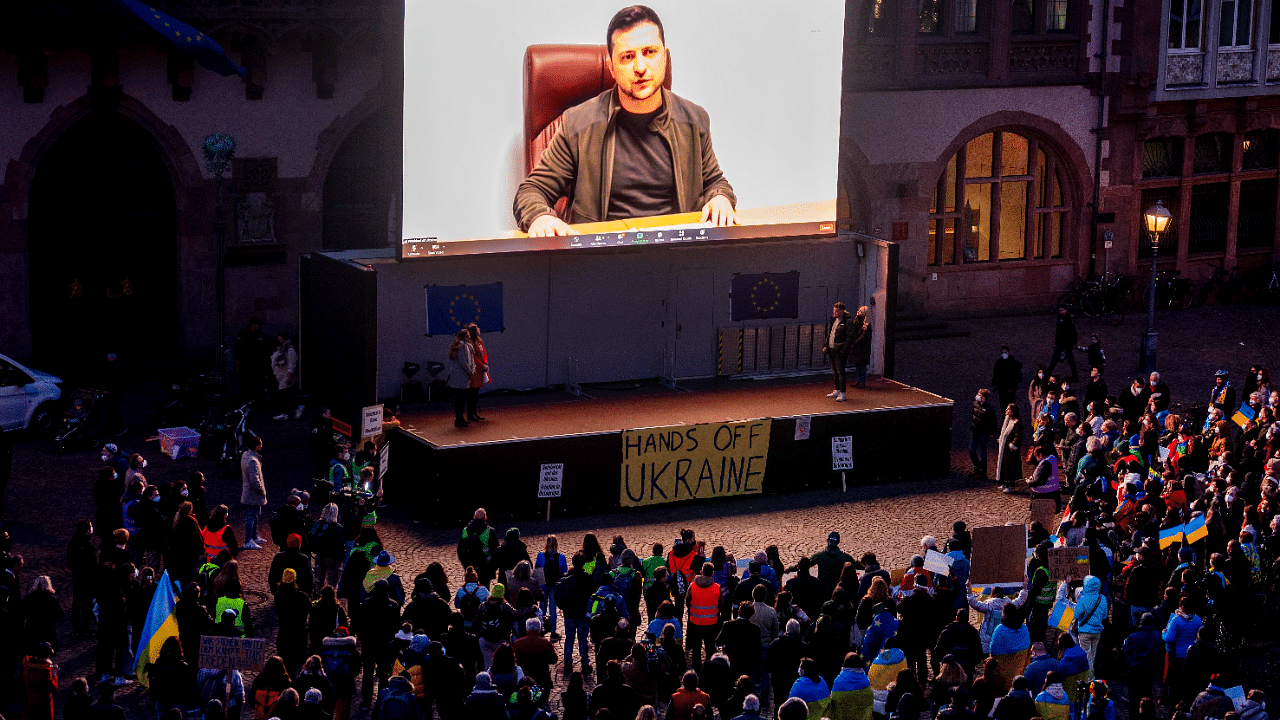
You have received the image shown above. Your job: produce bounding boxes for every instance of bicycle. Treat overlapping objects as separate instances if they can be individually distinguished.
[1196,262,1242,305]
[1241,261,1280,303]
[1142,269,1194,310]
[1078,272,1134,324]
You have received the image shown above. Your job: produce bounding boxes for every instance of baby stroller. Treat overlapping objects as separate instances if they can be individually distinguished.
[53,388,103,454]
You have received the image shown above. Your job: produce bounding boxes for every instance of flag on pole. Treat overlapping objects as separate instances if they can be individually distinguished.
[1183,515,1209,544]
[133,570,180,687]
[1048,598,1075,632]
[1159,524,1185,550]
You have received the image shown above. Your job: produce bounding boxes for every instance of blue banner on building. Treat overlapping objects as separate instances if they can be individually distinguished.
[426,283,504,335]
[730,272,800,321]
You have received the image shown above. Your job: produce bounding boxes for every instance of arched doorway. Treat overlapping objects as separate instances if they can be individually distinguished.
[322,111,395,250]
[28,110,179,373]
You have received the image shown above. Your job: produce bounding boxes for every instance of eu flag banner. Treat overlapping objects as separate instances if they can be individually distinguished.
[117,0,246,77]
[730,271,800,321]
[426,283,504,335]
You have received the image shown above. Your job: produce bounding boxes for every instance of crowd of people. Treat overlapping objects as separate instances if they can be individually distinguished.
[2,312,1280,720]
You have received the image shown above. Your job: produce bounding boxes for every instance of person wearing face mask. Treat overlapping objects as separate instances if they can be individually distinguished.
[134,486,171,575]
[1028,368,1048,420]
[970,390,998,481]
[1117,378,1150,426]
[327,445,354,491]
[1145,372,1171,414]
[992,347,1024,417]
[102,444,130,479]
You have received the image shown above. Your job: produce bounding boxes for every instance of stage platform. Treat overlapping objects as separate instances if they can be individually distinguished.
[387,377,952,522]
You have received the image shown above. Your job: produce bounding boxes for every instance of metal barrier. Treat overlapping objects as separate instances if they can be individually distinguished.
[716,324,830,376]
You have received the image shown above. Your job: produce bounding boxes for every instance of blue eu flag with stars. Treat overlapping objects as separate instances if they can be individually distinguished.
[117,0,247,77]
[427,283,504,335]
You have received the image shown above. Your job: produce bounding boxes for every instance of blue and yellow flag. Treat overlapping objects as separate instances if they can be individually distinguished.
[1232,403,1256,428]
[1184,515,1208,544]
[117,0,246,77]
[1159,525,1185,550]
[426,282,504,335]
[1048,598,1075,632]
[134,571,180,687]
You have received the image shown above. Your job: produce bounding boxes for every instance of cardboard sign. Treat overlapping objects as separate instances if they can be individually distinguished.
[361,405,384,439]
[795,416,812,441]
[831,435,853,470]
[199,636,267,671]
[620,420,771,507]
[1048,546,1091,582]
[1030,498,1061,532]
[538,463,563,499]
[969,524,1029,585]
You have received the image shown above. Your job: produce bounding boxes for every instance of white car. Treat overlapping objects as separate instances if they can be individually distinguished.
[0,353,62,432]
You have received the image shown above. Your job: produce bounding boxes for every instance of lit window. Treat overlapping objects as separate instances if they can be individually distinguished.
[919,0,942,33]
[928,131,1068,266]
[956,0,977,33]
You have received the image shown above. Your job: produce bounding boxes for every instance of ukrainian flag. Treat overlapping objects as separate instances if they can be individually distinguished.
[1184,515,1208,544]
[1159,525,1185,550]
[134,570,180,687]
[1036,694,1072,720]
[868,648,906,715]
[1048,598,1075,632]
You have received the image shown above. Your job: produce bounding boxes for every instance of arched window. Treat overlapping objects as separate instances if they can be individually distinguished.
[928,130,1069,265]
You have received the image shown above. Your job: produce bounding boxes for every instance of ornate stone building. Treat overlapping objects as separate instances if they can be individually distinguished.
[0,0,401,370]
[841,0,1107,312]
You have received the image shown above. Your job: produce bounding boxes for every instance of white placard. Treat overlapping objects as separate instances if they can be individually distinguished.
[831,435,853,470]
[795,416,812,441]
[538,463,564,499]
[378,441,390,479]
[924,549,954,575]
[361,405,384,439]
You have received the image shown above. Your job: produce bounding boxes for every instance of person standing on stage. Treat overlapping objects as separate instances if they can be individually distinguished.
[822,302,855,402]
[849,305,872,389]
[465,323,489,423]
[447,330,475,428]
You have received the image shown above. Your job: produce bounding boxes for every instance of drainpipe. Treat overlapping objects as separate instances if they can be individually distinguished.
[1089,0,1112,280]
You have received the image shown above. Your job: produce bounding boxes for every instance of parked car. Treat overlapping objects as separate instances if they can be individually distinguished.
[0,353,62,432]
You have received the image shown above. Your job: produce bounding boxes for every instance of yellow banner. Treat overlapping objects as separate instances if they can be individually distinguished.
[620,420,771,507]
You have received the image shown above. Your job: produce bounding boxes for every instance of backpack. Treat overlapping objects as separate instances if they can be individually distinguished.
[459,526,486,559]
[377,685,417,720]
[587,589,615,620]
[611,567,636,601]
[476,602,508,642]
[457,586,482,622]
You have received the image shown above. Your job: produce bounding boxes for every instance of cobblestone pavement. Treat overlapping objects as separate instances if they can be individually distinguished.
[3,303,1279,719]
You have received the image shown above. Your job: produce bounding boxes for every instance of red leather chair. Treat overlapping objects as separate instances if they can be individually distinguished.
[523,44,672,217]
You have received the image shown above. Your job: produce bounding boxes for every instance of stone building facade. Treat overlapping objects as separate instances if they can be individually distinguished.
[0,0,401,371]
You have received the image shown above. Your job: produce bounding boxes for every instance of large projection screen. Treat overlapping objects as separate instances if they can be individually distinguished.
[402,0,843,251]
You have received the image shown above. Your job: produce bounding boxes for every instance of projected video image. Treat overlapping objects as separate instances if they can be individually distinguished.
[401,1,842,257]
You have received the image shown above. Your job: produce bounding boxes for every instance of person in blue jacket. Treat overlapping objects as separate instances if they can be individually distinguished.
[1057,575,1107,677]
[1161,597,1203,704]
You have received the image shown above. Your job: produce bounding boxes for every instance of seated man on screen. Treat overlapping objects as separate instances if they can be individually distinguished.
[514,4,737,237]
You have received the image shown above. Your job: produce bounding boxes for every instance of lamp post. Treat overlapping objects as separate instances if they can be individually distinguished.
[1139,199,1172,374]
[202,133,236,377]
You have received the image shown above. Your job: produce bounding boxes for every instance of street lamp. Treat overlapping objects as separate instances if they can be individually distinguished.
[202,132,236,378]
[1139,199,1172,373]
